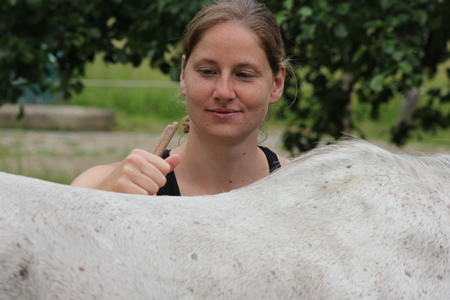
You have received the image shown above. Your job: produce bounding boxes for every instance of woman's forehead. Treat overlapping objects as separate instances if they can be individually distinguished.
[188,22,269,67]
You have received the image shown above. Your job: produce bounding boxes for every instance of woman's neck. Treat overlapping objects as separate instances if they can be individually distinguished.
[171,133,269,196]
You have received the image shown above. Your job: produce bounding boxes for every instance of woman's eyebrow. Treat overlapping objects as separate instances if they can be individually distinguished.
[193,57,260,68]
[235,62,260,69]
[192,57,218,65]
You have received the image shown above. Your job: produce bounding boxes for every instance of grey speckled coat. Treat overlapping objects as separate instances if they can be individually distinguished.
[1,141,449,299]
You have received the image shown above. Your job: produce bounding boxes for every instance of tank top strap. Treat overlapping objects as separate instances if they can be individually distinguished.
[258,146,281,173]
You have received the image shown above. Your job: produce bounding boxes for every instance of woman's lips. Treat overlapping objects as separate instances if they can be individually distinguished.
[208,109,240,120]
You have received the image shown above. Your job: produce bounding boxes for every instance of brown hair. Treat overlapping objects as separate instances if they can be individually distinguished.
[183,0,288,76]
[180,0,292,134]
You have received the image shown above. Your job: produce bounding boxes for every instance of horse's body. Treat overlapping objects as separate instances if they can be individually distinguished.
[1,141,449,299]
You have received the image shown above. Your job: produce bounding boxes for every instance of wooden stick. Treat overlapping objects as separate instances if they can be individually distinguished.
[151,122,179,157]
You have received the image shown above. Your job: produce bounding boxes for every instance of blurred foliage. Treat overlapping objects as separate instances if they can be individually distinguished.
[266,0,450,152]
[1,0,449,151]
[0,0,207,103]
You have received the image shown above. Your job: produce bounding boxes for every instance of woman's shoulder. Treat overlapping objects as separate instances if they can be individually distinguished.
[277,154,290,166]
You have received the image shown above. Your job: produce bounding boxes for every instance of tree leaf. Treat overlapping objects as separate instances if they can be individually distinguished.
[380,0,393,10]
[352,47,366,63]
[370,74,384,91]
[283,0,293,11]
[399,61,413,74]
[364,20,384,36]
[275,11,288,24]
[87,28,101,39]
[392,51,404,62]
[302,24,316,39]
[336,3,351,15]
[387,14,409,27]
[413,10,427,24]
[298,6,313,18]
[383,40,397,54]
[333,23,348,39]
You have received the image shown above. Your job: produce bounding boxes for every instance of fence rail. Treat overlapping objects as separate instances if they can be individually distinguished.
[82,79,179,89]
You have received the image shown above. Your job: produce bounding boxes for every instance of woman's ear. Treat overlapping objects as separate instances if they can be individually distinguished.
[269,65,286,104]
[180,55,187,96]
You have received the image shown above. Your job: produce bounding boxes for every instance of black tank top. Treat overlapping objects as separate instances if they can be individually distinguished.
[157,146,281,196]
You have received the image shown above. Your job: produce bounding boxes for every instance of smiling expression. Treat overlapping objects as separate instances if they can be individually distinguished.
[180,21,285,144]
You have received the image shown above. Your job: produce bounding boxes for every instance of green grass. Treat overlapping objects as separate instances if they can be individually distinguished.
[71,56,187,132]
[354,94,449,147]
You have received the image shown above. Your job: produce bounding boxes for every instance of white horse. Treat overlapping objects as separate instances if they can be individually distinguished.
[1,141,449,299]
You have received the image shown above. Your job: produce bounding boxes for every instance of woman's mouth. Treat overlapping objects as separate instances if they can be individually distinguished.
[208,109,240,120]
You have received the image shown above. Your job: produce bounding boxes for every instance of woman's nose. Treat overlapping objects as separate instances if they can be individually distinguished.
[213,75,236,101]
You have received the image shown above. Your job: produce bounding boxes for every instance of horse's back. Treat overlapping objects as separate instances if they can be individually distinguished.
[0,141,449,299]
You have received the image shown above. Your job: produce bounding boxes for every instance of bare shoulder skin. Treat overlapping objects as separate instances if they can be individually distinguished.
[71,163,119,189]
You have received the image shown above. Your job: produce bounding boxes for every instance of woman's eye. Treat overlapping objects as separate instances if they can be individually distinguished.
[236,72,253,79]
[199,69,216,76]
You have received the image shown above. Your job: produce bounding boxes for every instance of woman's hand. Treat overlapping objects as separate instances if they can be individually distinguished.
[71,149,180,195]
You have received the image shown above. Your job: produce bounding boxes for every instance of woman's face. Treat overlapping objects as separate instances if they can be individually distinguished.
[180,21,285,144]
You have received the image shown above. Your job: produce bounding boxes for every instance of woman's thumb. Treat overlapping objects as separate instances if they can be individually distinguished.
[164,154,181,173]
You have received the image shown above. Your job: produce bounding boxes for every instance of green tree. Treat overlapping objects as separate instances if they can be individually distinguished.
[0,0,207,104]
[268,0,450,152]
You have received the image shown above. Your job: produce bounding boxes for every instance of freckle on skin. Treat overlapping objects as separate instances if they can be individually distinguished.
[229,181,232,184]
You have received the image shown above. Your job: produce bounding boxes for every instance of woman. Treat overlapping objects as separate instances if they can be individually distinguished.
[71,0,291,196]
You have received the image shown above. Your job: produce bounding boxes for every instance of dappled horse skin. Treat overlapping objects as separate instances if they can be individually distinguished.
[0,141,449,299]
